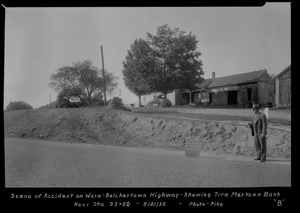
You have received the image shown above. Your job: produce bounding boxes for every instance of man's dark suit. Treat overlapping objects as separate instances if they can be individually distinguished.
[251,112,268,161]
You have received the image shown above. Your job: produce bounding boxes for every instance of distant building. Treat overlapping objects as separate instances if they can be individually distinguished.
[274,65,291,107]
[141,69,275,107]
[192,70,274,107]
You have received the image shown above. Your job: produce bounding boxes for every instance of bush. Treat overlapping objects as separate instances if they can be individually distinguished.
[5,101,33,111]
[106,97,131,111]
[88,98,105,107]
[107,97,124,108]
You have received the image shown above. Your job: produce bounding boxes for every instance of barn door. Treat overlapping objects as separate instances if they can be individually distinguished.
[228,91,238,105]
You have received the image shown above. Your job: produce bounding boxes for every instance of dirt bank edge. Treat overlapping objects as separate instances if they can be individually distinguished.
[4,108,291,158]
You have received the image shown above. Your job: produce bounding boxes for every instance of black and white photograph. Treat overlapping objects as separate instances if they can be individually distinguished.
[2,2,293,210]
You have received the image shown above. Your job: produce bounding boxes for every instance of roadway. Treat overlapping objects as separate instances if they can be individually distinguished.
[5,137,291,187]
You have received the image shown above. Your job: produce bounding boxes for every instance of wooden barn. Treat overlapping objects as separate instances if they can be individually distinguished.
[141,69,275,107]
[274,65,291,107]
[190,70,274,107]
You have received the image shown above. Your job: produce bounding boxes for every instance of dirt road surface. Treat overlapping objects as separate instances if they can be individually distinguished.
[5,138,291,187]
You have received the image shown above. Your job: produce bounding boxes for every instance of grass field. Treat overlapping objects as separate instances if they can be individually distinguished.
[130,106,291,126]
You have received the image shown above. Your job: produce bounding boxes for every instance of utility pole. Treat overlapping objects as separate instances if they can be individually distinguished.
[49,93,51,108]
[101,45,107,106]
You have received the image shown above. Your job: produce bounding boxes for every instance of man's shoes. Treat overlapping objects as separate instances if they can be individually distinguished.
[254,157,261,160]
[260,154,266,162]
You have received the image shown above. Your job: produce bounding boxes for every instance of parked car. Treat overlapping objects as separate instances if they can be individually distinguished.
[147,94,172,108]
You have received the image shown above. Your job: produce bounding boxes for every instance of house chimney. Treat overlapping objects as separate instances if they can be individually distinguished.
[212,72,215,79]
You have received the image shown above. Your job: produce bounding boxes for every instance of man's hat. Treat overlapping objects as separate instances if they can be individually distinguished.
[252,104,260,110]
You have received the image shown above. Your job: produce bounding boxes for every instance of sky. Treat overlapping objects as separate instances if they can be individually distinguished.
[4,3,291,108]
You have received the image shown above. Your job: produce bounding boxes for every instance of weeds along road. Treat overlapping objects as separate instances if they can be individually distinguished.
[5,137,291,187]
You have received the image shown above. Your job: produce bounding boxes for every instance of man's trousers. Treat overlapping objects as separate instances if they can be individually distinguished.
[254,134,267,159]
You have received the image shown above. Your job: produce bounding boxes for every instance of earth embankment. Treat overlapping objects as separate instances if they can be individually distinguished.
[4,107,291,158]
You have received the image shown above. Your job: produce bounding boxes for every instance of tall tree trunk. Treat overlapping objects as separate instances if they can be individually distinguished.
[164,92,168,99]
[87,93,91,106]
[138,94,142,107]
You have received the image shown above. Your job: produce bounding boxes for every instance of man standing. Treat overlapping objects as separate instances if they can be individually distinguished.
[250,104,268,162]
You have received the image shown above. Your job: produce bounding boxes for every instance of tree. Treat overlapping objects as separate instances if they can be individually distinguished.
[5,101,33,111]
[49,60,118,107]
[122,39,154,106]
[146,24,204,98]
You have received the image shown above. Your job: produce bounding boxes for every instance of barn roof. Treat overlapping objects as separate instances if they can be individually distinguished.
[207,69,267,88]
[275,65,291,78]
[194,70,268,90]
[195,78,213,89]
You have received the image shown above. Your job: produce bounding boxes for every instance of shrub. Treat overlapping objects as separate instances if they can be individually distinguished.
[5,101,33,111]
[107,97,124,108]
[88,98,105,107]
[106,97,131,111]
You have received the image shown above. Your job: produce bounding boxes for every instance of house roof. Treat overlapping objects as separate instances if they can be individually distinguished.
[275,65,291,78]
[207,69,267,88]
[195,78,212,89]
[194,70,268,90]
